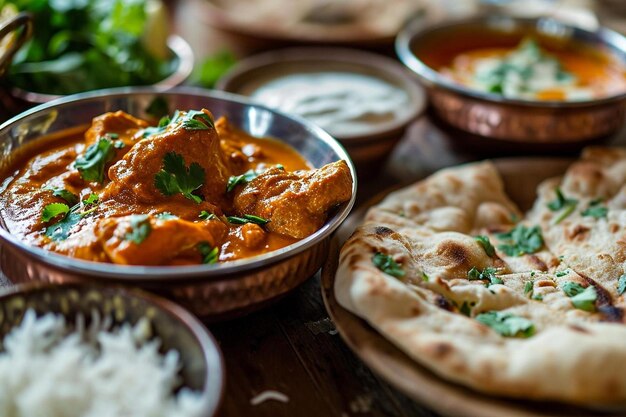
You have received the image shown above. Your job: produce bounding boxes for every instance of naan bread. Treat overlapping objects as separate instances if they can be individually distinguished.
[335,156,626,405]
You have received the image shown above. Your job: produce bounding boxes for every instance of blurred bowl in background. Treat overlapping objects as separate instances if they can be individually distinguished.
[10,35,194,105]
[217,47,426,175]
[396,15,626,147]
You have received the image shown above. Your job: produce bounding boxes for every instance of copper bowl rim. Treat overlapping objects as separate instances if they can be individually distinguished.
[0,86,357,281]
[396,14,626,108]
[0,281,225,417]
[216,46,427,142]
[10,35,195,104]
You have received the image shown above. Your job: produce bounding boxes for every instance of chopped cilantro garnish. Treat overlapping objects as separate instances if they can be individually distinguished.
[561,281,597,312]
[154,152,205,204]
[475,311,535,338]
[372,252,405,278]
[143,112,178,137]
[467,267,502,285]
[524,281,533,296]
[497,224,543,257]
[75,137,116,183]
[199,210,217,220]
[618,274,626,296]
[44,187,78,206]
[532,294,543,301]
[555,270,569,277]
[43,194,100,241]
[124,214,151,245]
[227,214,269,226]
[547,188,578,224]
[475,235,495,257]
[226,169,259,192]
[581,199,608,219]
[182,110,214,130]
[41,203,69,223]
[197,242,219,264]
[459,301,473,317]
[421,272,429,282]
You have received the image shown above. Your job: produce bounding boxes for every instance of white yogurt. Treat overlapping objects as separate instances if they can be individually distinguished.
[248,72,410,137]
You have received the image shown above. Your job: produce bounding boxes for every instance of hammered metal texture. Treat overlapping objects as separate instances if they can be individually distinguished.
[430,88,626,142]
[0,282,224,417]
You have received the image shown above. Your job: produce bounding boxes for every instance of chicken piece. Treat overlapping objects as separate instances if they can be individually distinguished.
[95,214,227,265]
[85,111,147,147]
[104,109,232,205]
[233,160,353,239]
[239,223,267,249]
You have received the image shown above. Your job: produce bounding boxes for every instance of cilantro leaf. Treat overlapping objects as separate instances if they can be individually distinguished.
[227,170,259,192]
[547,188,578,224]
[618,274,626,296]
[182,110,214,130]
[561,281,597,312]
[75,137,116,183]
[496,224,543,256]
[475,311,535,338]
[197,242,219,264]
[41,203,70,223]
[227,214,270,225]
[154,152,205,204]
[459,301,473,317]
[44,187,78,205]
[581,199,608,219]
[474,235,495,257]
[524,281,533,296]
[124,214,151,245]
[199,211,217,220]
[372,252,405,278]
[467,267,502,285]
[44,194,100,241]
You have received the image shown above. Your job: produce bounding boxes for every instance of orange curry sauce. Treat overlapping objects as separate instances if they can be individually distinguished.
[0,111,327,266]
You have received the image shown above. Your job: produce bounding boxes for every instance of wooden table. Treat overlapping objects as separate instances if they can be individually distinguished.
[1,2,626,416]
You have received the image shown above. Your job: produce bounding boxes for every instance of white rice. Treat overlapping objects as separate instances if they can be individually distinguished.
[0,309,206,417]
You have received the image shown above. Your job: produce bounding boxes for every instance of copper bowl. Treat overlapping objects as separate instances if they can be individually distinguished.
[396,15,626,145]
[0,282,224,417]
[216,47,426,175]
[0,87,357,320]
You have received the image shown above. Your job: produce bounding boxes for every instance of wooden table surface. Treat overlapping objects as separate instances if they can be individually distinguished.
[2,1,626,416]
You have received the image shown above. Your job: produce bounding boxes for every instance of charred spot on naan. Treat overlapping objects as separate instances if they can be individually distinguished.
[566,224,591,242]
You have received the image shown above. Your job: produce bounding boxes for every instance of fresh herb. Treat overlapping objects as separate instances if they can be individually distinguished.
[199,210,217,220]
[181,110,214,130]
[227,214,270,226]
[467,267,502,285]
[532,294,543,301]
[618,274,626,296]
[7,0,176,96]
[44,187,78,205]
[154,152,205,203]
[197,242,219,264]
[372,252,405,278]
[226,169,259,192]
[561,281,597,312]
[192,50,237,88]
[143,112,178,137]
[44,194,100,241]
[497,224,543,257]
[475,311,535,338]
[555,270,570,277]
[547,188,578,224]
[421,272,429,282]
[524,281,533,296]
[75,137,116,183]
[581,199,608,219]
[124,214,151,244]
[41,203,70,223]
[475,235,495,257]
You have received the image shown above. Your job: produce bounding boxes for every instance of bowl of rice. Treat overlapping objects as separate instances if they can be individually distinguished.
[0,282,224,417]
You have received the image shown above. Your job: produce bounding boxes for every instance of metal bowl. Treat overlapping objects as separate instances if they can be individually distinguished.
[216,47,426,175]
[0,87,357,319]
[396,15,626,144]
[0,282,224,417]
[10,35,194,104]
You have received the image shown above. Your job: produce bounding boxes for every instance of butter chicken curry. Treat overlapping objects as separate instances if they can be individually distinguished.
[1,109,353,266]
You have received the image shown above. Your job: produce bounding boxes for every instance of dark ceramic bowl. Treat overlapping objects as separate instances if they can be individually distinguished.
[0,282,224,417]
[0,87,357,320]
[396,15,626,145]
[217,47,426,173]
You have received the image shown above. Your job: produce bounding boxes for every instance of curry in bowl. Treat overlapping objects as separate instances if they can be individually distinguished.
[411,25,626,102]
[0,109,353,266]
